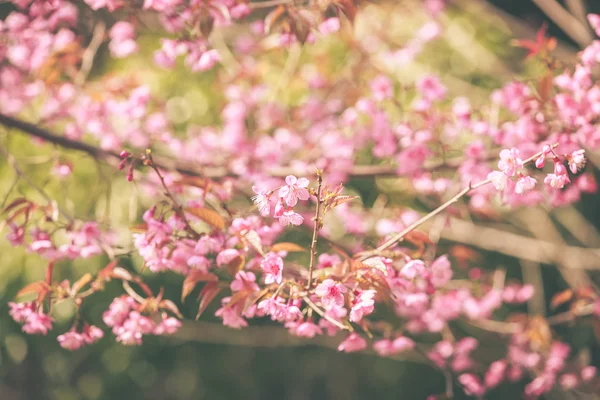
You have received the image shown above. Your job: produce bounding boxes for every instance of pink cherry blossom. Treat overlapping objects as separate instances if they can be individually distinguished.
[337,333,367,353]
[568,149,586,173]
[279,175,310,207]
[278,210,303,226]
[294,319,323,338]
[58,331,86,351]
[349,289,375,322]
[498,148,523,177]
[251,186,270,216]
[315,279,347,309]
[515,175,537,194]
[260,252,284,284]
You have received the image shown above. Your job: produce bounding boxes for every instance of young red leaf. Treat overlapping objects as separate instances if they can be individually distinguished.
[225,255,245,277]
[550,289,573,310]
[186,207,226,230]
[196,282,222,319]
[270,242,307,253]
[182,271,219,302]
[16,281,50,298]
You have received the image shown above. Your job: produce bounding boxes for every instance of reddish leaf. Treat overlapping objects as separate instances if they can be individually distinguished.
[182,271,219,302]
[226,290,250,309]
[270,242,307,253]
[196,282,222,319]
[242,230,264,256]
[334,0,358,22]
[16,281,50,298]
[264,5,288,34]
[225,255,245,277]
[404,230,433,257]
[186,207,225,230]
[174,176,212,189]
[327,195,359,210]
[361,257,388,275]
[98,260,119,280]
[550,289,573,310]
[538,72,553,103]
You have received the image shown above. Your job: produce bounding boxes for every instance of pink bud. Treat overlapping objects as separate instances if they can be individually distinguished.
[118,158,128,171]
[535,155,545,169]
[120,150,130,159]
[126,165,134,182]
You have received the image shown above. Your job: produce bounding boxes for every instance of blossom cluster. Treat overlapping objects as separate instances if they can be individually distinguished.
[3,1,600,398]
[103,295,181,345]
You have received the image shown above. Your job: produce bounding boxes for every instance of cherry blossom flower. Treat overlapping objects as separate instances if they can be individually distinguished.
[349,290,375,322]
[260,252,284,284]
[487,170,509,191]
[315,279,347,309]
[278,210,303,226]
[251,186,270,216]
[279,175,310,207]
[294,319,323,338]
[498,148,523,177]
[337,333,367,353]
[515,175,536,194]
[568,149,586,173]
[544,162,571,189]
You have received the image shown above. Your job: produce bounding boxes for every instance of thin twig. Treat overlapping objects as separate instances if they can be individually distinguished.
[0,143,74,222]
[122,281,146,304]
[307,171,323,289]
[146,152,201,239]
[0,113,461,179]
[75,21,106,86]
[249,0,294,9]
[302,295,351,331]
[359,144,558,259]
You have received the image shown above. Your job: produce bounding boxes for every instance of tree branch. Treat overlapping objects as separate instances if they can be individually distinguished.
[531,0,593,48]
[439,217,600,270]
[0,113,477,180]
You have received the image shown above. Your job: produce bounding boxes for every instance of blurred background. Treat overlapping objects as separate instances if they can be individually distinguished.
[2,0,600,399]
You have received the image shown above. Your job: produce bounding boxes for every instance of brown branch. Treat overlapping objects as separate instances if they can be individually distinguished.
[307,171,323,289]
[0,113,473,180]
[75,21,106,86]
[439,217,600,270]
[357,145,558,260]
[531,0,593,48]
[0,143,74,222]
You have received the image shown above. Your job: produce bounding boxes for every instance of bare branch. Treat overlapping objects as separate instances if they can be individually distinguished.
[531,0,593,48]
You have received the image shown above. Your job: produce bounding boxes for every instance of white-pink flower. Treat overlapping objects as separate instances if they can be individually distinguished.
[251,186,270,216]
[350,289,375,322]
[337,333,367,353]
[498,148,523,177]
[279,175,310,207]
[568,149,585,173]
[515,175,536,194]
[278,210,303,226]
[488,170,509,191]
[315,279,347,309]
[260,252,284,284]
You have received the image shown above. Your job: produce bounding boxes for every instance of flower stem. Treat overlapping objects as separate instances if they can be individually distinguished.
[307,171,323,289]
